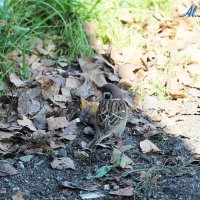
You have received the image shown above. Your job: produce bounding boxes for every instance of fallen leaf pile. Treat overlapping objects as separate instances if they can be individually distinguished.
[1,1,200,199]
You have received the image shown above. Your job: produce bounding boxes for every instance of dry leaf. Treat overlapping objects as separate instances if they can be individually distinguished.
[109,186,133,197]
[75,79,101,99]
[61,134,77,141]
[28,54,40,65]
[141,51,157,69]
[62,121,78,134]
[169,92,188,100]
[110,148,133,168]
[48,140,65,149]
[46,42,56,55]
[118,64,138,81]
[6,50,19,60]
[62,180,83,189]
[151,172,162,183]
[187,64,200,75]
[39,77,60,100]
[62,181,97,191]
[119,66,135,81]
[33,106,51,130]
[51,157,75,170]
[119,11,133,24]
[53,94,68,102]
[58,119,78,139]
[31,61,42,70]
[118,79,136,88]
[142,95,163,111]
[163,100,182,117]
[78,57,107,87]
[111,47,141,66]
[9,73,24,87]
[81,98,98,114]
[140,171,148,179]
[65,76,81,88]
[94,55,115,69]
[140,139,160,153]
[74,150,89,159]
[41,58,55,67]
[143,131,158,138]
[80,192,105,199]
[0,162,18,176]
[166,77,185,97]
[61,88,72,102]
[47,117,69,131]
[48,74,66,87]
[33,38,49,55]
[0,131,14,140]
[86,69,107,87]
[0,141,13,152]
[17,87,41,116]
[178,71,192,85]
[17,115,37,131]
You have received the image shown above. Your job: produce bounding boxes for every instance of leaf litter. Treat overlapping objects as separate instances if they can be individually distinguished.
[1,1,200,199]
[0,160,18,176]
[51,157,76,170]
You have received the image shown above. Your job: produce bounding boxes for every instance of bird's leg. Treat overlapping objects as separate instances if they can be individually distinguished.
[87,133,102,150]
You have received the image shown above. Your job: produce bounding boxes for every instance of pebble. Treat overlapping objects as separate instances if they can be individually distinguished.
[0,188,7,194]
[56,176,64,181]
[103,184,110,190]
[113,185,119,190]
[60,149,68,157]
[35,160,45,166]
[12,187,19,192]
[18,161,25,169]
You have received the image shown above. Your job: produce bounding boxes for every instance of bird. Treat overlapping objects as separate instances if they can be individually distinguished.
[87,83,128,150]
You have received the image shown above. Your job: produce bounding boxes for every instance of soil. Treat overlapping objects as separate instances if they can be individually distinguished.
[0,112,200,200]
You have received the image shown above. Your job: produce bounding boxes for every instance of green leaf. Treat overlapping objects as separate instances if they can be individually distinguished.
[19,155,33,162]
[87,165,113,180]
[87,153,122,180]
[11,25,30,32]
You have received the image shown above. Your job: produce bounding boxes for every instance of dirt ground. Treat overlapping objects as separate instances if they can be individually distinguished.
[0,111,200,200]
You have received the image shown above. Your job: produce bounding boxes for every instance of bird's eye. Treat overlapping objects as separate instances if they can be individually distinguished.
[104,92,112,99]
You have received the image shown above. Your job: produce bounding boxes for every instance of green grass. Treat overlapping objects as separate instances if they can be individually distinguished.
[78,0,172,49]
[0,0,95,81]
[0,0,172,82]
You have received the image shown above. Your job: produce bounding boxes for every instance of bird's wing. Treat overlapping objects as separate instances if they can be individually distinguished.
[96,99,127,134]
